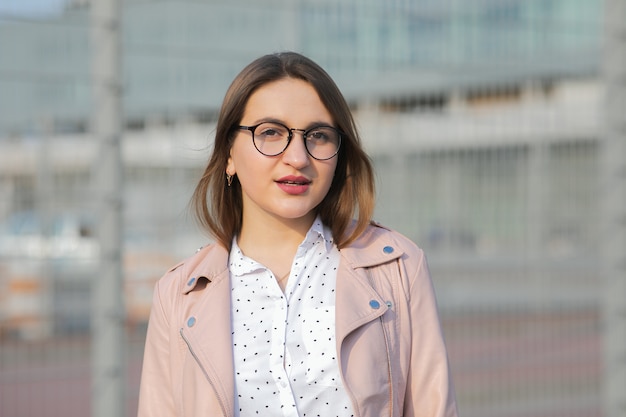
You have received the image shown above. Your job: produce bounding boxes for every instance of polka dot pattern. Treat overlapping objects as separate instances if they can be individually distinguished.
[229,218,354,416]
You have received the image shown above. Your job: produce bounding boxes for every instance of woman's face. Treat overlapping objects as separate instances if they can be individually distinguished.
[227,77,338,229]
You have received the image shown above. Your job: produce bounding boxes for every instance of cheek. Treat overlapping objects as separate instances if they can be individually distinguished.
[228,138,255,175]
[319,161,338,191]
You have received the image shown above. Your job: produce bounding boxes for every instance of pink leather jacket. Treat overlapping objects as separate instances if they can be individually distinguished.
[138,223,458,417]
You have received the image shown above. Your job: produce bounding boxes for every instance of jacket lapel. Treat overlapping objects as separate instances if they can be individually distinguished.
[179,246,235,417]
[335,261,389,346]
[335,225,403,344]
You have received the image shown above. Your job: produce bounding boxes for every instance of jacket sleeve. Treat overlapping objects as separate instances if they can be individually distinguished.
[137,275,178,416]
[403,249,458,417]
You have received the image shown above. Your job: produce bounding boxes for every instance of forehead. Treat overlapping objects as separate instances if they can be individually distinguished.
[242,78,333,124]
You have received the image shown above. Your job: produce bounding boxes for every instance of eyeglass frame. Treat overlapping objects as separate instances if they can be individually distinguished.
[237,121,342,161]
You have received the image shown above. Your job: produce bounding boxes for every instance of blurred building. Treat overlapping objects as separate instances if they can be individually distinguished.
[0,0,601,136]
[0,2,604,310]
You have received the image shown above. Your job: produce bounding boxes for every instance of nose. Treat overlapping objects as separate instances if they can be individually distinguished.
[281,129,310,168]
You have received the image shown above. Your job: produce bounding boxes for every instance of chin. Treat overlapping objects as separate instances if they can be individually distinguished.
[275,207,317,222]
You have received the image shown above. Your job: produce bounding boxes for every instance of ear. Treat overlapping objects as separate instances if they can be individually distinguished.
[226,153,235,176]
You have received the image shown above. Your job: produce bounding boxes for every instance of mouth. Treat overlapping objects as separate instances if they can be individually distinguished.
[276,176,311,186]
[275,176,311,195]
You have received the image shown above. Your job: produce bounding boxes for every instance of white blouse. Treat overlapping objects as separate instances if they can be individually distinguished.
[229,218,354,417]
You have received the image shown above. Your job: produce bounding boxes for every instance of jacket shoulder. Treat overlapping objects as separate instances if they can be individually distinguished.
[343,221,425,268]
[366,221,424,255]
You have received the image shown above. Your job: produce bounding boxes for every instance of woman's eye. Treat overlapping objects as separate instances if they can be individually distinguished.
[261,128,280,136]
[257,124,287,138]
[308,129,329,141]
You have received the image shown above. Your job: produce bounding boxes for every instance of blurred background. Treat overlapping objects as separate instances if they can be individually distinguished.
[0,0,624,416]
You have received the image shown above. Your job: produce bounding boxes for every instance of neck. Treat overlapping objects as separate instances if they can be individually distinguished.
[237,211,316,260]
[240,217,312,249]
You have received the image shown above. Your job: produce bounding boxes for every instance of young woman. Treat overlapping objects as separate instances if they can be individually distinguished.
[138,52,458,417]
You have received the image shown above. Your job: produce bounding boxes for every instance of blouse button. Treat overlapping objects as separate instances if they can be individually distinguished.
[369,300,381,309]
[383,246,394,254]
[187,277,196,286]
[187,316,197,327]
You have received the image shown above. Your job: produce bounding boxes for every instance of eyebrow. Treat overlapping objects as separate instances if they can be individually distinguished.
[250,117,335,129]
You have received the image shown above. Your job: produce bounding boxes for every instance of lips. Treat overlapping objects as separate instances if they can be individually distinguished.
[276,175,311,185]
[275,175,311,195]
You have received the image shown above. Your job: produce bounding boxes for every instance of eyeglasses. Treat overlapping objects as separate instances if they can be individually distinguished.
[238,121,342,161]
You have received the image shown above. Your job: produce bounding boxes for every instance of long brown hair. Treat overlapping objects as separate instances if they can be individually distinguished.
[191,52,375,250]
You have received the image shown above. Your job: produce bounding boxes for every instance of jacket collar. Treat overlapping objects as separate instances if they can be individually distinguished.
[340,222,404,267]
[179,224,405,327]
[181,244,230,294]
[182,222,404,291]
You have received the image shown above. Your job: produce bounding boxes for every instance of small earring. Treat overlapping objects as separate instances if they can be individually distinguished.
[226,173,233,187]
